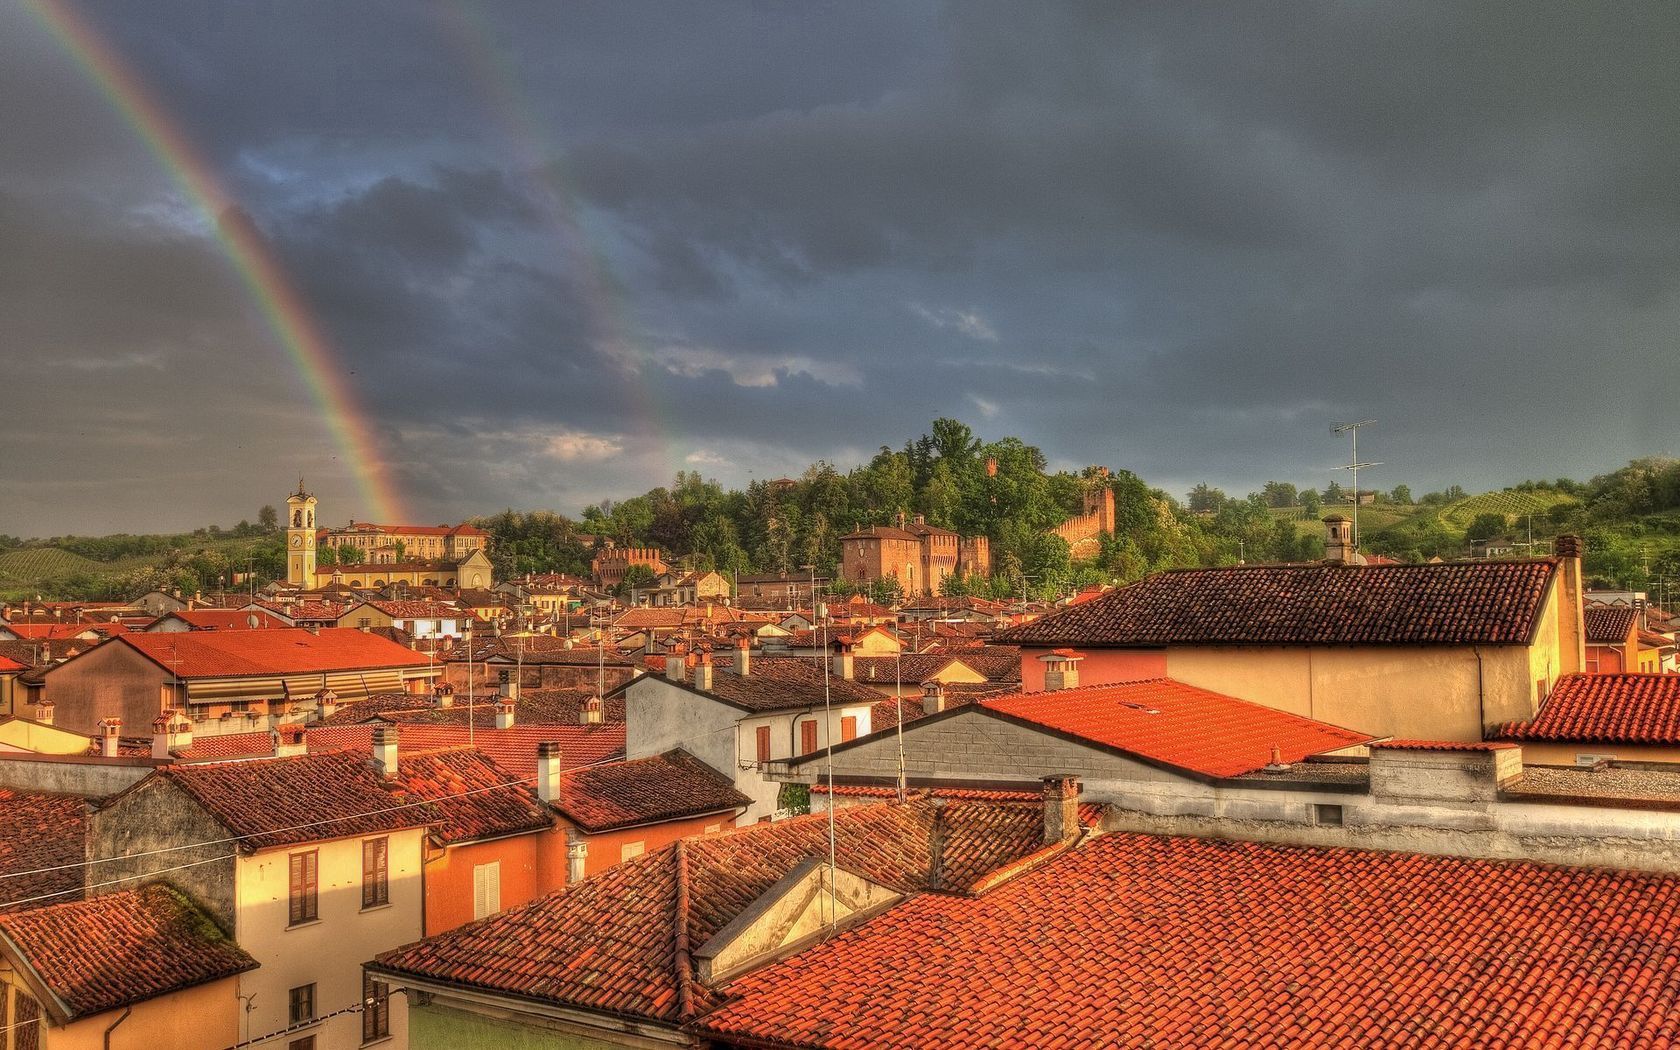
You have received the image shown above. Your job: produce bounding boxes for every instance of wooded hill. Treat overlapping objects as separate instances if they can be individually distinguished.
[6,426,1677,604]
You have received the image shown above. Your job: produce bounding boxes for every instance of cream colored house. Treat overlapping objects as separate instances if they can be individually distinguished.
[89,742,428,1049]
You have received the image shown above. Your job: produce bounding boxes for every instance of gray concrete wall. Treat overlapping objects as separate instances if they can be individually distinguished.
[0,754,155,797]
[87,775,238,931]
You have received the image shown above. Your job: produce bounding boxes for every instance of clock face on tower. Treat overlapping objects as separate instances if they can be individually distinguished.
[291,535,303,547]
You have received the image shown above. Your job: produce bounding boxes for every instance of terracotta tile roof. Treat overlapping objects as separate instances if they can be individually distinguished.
[361,600,465,620]
[157,751,435,851]
[979,679,1372,778]
[484,643,635,667]
[555,749,750,832]
[4,622,126,640]
[175,722,624,779]
[997,560,1560,648]
[112,628,434,678]
[812,784,1103,828]
[396,748,553,845]
[376,689,627,727]
[373,799,1059,1025]
[1586,604,1640,644]
[0,789,87,912]
[686,657,885,713]
[253,599,349,622]
[615,608,688,629]
[1497,673,1680,746]
[156,609,287,631]
[0,884,256,1020]
[697,832,1680,1048]
[0,654,26,672]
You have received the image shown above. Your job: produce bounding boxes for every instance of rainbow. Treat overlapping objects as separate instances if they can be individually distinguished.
[25,0,406,522]
[439,2,685,482]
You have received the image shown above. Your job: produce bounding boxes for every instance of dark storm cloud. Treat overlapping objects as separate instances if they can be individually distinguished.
[2,1,1677,535]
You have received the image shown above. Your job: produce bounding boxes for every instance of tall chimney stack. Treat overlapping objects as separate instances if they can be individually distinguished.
[693,650,713,691]
[33,700,54,726]
[580,695,604,725]
[1042,775,1081,844]
[832,643,854,681]
[536,740,562,804]
[372,725,399,780]
[494,698,516,730]
[922,680,946,716]
[733,637,752,677]
[1554,534,1587,676]
[1039,649,1084,691]
[99,717,122,759]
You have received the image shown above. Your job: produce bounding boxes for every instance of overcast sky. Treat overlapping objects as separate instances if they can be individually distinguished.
[3,2,1678,536]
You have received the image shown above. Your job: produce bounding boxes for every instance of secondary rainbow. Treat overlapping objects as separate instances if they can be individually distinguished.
[26,0,406,523]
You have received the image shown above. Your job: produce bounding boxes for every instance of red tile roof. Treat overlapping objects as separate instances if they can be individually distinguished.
[0,789,86,912]
[395,748,553,845]
[1497,673,1680,746]
[0,884,256,1021]
[697,832,1680,1049]
[555,749,750,832]
[4,622,126,640]
[680,657,884,713]
[1375,739,1517,751]
[361,600,465,620]
[156,609,287,631]
[158,750,434,851]
[373,799,1064,1025]
[998,560,1560,648]
[173,722,625,779]
[974,679,1371,778]
[113,628,434,678]
[1585,604,1640,644]
[0,654,26,673]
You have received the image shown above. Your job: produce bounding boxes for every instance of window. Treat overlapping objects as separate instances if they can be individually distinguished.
[1313,804,1344,827]
[362,837,389,908]
[756,725,771,765]
[800,720,818,756]
[472,861,501,920]
[358,617,371,628]
[288,983,316,1025]
[840,715,858,742]
[621,841,645,861]
[288,851,318,925]
[362,972,391,1043]
[288,1039,315,1050]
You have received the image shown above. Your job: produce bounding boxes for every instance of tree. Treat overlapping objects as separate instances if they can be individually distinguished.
[1261,481,1298,508]
[617,563,658,598]
[1187,484,1227,514]
[1323,481,1345,504]
[1465,513,1509,543]
[336,544,364,565]
[1389,485,1412,505]
[1299,490,1322,517]
[258,505,279,532]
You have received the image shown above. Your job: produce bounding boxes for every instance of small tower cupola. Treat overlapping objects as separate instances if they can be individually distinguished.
[285,480,321,586]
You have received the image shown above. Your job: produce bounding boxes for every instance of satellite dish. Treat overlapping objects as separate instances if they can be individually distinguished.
[247,613,261,629]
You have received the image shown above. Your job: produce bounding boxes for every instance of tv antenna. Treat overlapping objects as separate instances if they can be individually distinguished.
[1330,420,1381,551]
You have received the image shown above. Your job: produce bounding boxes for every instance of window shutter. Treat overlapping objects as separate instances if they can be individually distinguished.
[756,725,771,764]
[841,715,858,742]
[473,861,501,919]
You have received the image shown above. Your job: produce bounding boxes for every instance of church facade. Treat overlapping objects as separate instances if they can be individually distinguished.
[285,482,494,590]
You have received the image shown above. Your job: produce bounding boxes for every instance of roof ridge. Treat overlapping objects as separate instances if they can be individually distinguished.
[672,838,695,1019]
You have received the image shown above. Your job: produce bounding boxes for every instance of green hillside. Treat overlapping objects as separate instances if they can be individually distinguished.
[0,534,279,602]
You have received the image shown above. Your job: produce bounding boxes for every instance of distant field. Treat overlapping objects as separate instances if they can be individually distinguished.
[0,535,271,592]
[1437,490,1576,529]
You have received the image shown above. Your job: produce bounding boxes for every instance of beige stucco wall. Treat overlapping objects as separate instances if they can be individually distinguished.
[1163,641,1551,742]
[237,831,423,1049]
[55,976,243,1050]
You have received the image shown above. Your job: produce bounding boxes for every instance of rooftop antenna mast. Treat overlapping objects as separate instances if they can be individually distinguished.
[1330,419,1381,552]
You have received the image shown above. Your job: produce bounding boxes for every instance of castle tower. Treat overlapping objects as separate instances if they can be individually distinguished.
[286,479,319,586]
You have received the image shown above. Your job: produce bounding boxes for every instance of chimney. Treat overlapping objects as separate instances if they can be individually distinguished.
[1039,649,1084,691]
[1322,515,1359,565]
[580,695,603,725]
[733,637,752,677]
[665,653,686,682]
[495,698,516,730]
[565,828,588,884]
[152,711,191,760]
[372,725,399,780]
[33,699,54,726]
[693,650,713,691]
[1554,534,1588,677]
[1041,775,1081,844]
[314,687,338,720]
[536,741,562,803]
[434,683,454,708]
[832,644,854,681]
[914,513,926,526]
[271,725,307,759]
[922,680,946,716]
[98,717,122,758]
[498,669,520,702]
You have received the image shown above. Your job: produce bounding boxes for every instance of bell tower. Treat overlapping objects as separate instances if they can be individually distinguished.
[286,479,319,586]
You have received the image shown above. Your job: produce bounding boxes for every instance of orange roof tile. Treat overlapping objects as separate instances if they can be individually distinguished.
[1498,673,1680,746]
[0,788,86,912]
[113,627,434,678]
[555,749,749,832]
[0,884,256,1020]
[976,679,1371,778]
[697,833,1680,1048]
